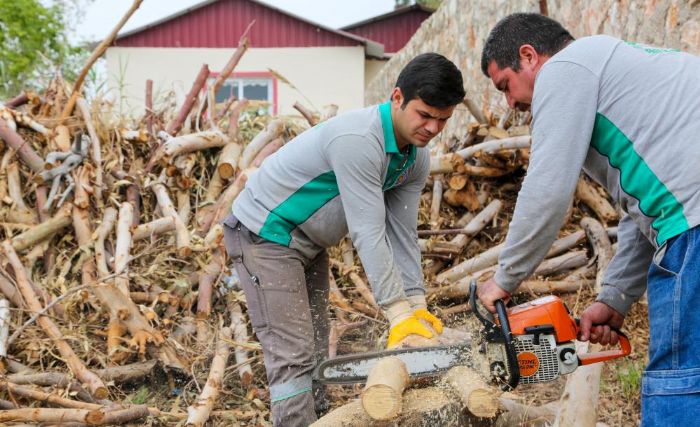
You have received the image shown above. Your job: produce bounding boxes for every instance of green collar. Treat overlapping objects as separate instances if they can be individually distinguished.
[379,102,400,154]
[379,102,417,190]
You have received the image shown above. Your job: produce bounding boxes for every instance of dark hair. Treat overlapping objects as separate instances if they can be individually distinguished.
[481,13,574,76]
[395,53,465,108]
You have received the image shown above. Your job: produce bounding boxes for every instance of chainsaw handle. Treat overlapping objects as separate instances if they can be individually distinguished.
[578,330,632,365]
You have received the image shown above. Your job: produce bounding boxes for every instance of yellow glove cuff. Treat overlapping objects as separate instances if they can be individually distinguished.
[413,308,444,334]
[387,316,434,349]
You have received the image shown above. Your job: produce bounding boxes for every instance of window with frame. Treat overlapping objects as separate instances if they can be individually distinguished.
[212,75,274,109]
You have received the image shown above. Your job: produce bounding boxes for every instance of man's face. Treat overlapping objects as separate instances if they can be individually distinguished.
[486,45,545,111]
[487,61,536,111]
[391,89,455,149]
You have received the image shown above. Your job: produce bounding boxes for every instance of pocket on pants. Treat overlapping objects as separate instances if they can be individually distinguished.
[643,367,700,396]
[224,221,269,331]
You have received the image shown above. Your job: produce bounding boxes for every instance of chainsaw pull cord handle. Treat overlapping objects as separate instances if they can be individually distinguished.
[469,280,520,390]
[574,319,633,365]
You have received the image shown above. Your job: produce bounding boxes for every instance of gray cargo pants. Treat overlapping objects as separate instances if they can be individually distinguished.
[223,214,330,427]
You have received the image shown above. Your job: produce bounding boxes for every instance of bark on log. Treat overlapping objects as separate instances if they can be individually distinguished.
[152,182,191,257]
[1,242,108,399]
[576,178,618,224]
[436,229,585,284]
[76,97,104,207]
[8,360,158,389]
[361,356,409,420]
[230,301,254,386]
[149,130,228,169]
[186,326,232,426]
[456,136,531,160]
[0,118,45,173]
[10,203,72,252]
[132,217,176,242]
[95,207,117,279]
[251,136,284,168]
[0,298,9,358]
[432,250,588,300]
[113,202,134,295]
[294,101,319,126]
[166,65,210,136]
[463,98,488,125]
[238,119,285,169]
[0,379,102,410]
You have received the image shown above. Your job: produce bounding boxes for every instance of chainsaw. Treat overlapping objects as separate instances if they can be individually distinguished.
[315,280,631,390]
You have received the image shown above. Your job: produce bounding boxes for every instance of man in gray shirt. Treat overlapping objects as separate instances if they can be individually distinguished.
[223,53,465,426]
[477,13,700,425]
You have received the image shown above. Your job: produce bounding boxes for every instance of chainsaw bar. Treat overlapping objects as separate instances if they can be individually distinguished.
[314,343,473,384]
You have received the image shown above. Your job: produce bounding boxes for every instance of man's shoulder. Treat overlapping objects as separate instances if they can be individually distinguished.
[547,35,621,70]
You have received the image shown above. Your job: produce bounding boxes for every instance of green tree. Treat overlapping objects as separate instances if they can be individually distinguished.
[0,0,83,97]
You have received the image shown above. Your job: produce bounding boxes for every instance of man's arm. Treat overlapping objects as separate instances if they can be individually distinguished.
[384,149,429,298]
[325,135,408,307]
[492,62,600,294]
[597,213,654,315]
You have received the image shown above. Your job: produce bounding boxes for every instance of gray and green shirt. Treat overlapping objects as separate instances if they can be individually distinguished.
[232,103,429,307]
[495,35,700,315]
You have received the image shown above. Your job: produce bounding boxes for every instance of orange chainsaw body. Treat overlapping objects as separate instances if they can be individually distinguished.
[506,295,578,343]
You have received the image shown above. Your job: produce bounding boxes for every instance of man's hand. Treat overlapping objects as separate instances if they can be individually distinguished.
[476,278,511,313]
[413,308,444,334]
[579,302,625,346]
[387,316,434,349]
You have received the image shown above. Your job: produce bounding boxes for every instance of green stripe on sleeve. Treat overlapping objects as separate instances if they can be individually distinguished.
[591,113,688,244]
[258,171,340,246]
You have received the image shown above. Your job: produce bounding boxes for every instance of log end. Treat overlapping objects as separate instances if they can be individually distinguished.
[361,384,402,420]
[467,389,499,418]
[218,163,236,180]
[92,386,109,400]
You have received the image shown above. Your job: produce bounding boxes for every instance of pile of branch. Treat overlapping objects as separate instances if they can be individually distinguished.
[0,13,625,424]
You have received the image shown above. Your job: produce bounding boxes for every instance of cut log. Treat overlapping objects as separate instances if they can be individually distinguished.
[442,365,499,418]
[238,119,285,169]
[152,181,191,257]
[229,301,254,386]
[361,356,409,420]
[0,118,45,173]
[463,98,488,125]
[94,207,117,279]
[132,217,175,242]
[76,97,104,208]
[10,203,72,252]
[113,202,134,295]
[294,101,319,126]
[0,298,9,358]
[576,177,618,223]
[166,64,210,136]
[186,326,232,426]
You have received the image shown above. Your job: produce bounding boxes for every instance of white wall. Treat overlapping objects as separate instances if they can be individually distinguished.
[105,46,367,118]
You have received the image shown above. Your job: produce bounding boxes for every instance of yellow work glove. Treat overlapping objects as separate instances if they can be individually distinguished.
[387,315,434,349]
[407,294,444,334]
[413,308,444,334]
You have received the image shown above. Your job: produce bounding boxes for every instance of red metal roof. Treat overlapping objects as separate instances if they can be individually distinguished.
[342,5,433,53]
[114,0,379,52]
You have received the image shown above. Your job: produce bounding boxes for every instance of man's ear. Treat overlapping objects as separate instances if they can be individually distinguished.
[518,44,539,67]
[390,87,404,108]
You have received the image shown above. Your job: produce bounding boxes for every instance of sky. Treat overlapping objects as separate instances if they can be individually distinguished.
[73,0,397,43]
